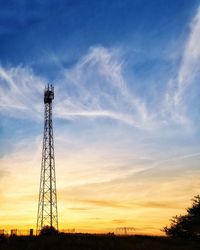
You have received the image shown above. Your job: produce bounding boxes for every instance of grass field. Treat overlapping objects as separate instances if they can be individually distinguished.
[0,234,199,250]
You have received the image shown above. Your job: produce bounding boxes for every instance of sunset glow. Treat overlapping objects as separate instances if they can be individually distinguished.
[0,0,200,235]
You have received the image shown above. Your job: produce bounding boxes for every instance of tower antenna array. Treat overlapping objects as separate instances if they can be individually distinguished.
[37,84,58,233]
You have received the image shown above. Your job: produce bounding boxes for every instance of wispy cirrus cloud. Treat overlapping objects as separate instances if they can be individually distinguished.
[1,4,200,131]
[0,47,153,129]
[0,66,45,119]
[177,6,200,99]
[55,46,154,129]
[165,6,200,122]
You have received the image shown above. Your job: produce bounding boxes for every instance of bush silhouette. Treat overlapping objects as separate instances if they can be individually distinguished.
[164,195,200,238]
[40,226,58,236]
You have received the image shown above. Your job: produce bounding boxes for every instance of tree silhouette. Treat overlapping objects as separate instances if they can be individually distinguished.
[163,195,200,238]
[40,225,58,236]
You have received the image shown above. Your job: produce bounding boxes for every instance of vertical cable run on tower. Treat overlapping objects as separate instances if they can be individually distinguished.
[37,84,58,234]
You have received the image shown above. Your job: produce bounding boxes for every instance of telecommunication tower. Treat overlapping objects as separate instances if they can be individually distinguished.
[37,84,58,233]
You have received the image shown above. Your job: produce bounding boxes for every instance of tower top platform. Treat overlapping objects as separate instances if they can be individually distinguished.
[44,84,54,104]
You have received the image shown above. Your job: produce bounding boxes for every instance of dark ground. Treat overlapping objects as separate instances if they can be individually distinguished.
[0,234,199,250]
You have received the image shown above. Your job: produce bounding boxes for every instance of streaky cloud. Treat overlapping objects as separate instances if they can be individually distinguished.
[56,46,161,130]
[165,5,200,123]
[0,65,45,119]
[1,24,200,131]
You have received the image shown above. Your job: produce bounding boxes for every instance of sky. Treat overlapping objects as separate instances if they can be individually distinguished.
[0,0,200,235]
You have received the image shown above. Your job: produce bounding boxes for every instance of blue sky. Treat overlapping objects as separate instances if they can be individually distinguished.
[0,0,200,234]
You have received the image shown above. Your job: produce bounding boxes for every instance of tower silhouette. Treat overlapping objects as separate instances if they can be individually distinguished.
[37,84,58,233]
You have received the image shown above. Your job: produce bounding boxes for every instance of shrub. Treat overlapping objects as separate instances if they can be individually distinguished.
[40,226,58,236]
[163,195,200,238]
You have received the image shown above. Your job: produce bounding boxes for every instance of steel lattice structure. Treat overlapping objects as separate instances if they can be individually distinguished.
[37,84,58,233]
[116,227,135,235]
